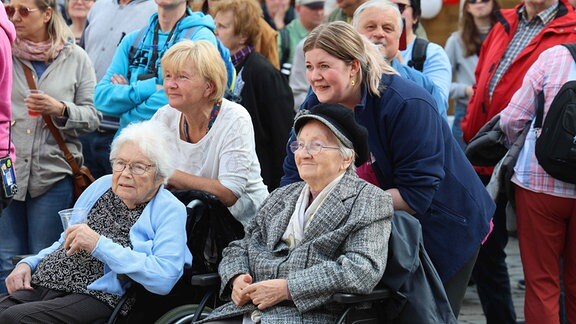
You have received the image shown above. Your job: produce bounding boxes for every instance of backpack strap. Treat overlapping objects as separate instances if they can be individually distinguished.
[562,43,576,63]
[407,37,429,72]
[128,28,147,67]
[534,91,545,129]
[279,28,290,68]
[182,25,198,39]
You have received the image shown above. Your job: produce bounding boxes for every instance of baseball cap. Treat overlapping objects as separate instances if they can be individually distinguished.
[296,0,325,10]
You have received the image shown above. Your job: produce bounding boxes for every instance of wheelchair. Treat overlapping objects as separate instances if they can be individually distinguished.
[152,211,457,324]
[9,189,243,324]
[105,189,245,324]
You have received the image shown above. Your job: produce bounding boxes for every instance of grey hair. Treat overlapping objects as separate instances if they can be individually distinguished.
[110,120,177,182]
[352,0,404,39]
[339,144,357,172]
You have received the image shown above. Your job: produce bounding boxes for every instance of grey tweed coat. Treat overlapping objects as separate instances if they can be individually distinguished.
[200,170,393,323]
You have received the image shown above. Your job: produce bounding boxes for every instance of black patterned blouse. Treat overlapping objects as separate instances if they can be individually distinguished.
[31,189,147,310]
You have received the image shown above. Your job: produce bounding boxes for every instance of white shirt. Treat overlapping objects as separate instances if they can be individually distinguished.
[152,98,269,225]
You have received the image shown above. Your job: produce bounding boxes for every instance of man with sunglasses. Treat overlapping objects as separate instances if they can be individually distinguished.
[461,0,576,323]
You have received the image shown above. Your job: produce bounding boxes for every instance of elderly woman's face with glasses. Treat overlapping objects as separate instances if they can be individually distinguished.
[294,120,352,192]
[110,142,163,209]
[5,0,51,42]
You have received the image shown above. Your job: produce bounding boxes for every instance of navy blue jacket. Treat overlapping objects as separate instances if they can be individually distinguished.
[281,74,495,282]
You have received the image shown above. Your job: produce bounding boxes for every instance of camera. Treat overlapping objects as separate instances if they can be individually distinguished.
[1,156,17,199]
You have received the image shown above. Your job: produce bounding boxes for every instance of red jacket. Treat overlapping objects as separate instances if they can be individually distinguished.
[462,0,576,174]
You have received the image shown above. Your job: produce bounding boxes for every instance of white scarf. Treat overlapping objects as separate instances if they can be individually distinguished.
[281,173,345,249]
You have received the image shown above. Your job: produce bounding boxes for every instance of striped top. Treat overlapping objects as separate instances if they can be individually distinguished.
[500,44,576,198]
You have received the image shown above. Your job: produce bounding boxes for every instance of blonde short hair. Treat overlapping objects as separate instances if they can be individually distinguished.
[161,40,227,103]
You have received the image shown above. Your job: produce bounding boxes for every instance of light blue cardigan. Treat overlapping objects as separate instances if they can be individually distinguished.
[21,175,192,296]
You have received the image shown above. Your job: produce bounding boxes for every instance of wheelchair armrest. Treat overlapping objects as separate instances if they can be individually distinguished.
[331,288,392,304]
[12,254,33,265]
[190,272,221,287]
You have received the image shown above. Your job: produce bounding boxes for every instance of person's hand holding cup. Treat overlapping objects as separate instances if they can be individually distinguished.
[59,208,99,255]
[25,89,44,117]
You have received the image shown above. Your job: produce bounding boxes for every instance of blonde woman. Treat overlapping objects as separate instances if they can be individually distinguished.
[152,40,268,226]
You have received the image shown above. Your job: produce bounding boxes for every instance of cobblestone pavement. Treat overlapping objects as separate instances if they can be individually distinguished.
[459,236,525,323]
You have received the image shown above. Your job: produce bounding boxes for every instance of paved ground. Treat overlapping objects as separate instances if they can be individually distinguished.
[458,236,525,323]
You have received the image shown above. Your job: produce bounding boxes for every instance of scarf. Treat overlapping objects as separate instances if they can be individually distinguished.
[12,37,64,61]
[281,173,345,249]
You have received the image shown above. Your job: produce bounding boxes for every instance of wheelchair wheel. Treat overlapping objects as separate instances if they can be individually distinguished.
[154,304,213,324]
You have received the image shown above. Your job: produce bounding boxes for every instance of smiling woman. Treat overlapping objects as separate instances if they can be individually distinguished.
[152,40,268,226]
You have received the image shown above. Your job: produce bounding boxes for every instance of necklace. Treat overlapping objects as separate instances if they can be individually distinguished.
[182,102,221,143]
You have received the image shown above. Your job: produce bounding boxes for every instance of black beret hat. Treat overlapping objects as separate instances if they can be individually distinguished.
[293,103,370,167]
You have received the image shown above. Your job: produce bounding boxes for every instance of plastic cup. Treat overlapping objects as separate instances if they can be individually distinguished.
[26,89,44,117]
[59,207,89,230]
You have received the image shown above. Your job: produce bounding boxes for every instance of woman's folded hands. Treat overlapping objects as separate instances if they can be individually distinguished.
[231,273,291,310]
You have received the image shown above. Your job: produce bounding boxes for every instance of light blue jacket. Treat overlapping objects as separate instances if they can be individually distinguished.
[400,39,451,119]
[94,9,232,134]
[391,58,447,120]
[21,175,192,296]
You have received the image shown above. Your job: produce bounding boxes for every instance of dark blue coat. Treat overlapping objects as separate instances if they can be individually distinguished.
[281,73,495,282]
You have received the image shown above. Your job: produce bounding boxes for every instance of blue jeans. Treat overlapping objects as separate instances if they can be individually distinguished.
[0,177,73,294]
[79,131,114,180]
[451,101,468,152]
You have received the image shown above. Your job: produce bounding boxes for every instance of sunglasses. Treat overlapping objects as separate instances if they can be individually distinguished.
[4,5,40,18]
[396,3,411,14]
[466,0,490,4]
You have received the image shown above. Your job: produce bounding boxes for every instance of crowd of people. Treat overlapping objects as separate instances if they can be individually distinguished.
[0,0,574,323]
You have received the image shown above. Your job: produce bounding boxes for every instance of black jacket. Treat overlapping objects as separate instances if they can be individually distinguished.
[236,52,294,191]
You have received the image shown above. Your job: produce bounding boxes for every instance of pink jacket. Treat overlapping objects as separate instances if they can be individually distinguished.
[0,9,15,161]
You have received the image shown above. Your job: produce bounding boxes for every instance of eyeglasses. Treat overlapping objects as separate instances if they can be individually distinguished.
[70,0,95,3]
[4,5,40,18]
[395,3,411,14]
[111,160,155,175]
[289,141,340,155]
[466,0,490,4]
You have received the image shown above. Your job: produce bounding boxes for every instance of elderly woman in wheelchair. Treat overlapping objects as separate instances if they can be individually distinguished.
[0,120,192,323]
[198,103,394,323]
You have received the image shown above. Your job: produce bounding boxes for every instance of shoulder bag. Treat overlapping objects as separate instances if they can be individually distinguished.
[22,65,95,200]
